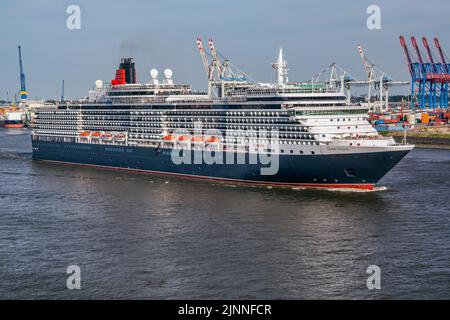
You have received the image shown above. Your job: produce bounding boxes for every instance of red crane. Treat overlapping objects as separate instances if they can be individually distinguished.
[422,37,435,64]
[400,35,450,109]
[399,36,413,75]
[411,36,450,82]
[410,36,424,64]
[434,38,447,68]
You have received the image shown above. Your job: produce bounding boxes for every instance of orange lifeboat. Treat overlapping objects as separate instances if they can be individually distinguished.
[79,131,91,137]
[91,132,101,138]
[205,136,220,143]
[191,136,204,143]
[178,135,190,142]
[163,135,176,141]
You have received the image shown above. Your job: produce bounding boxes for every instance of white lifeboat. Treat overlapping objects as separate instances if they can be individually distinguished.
[101,132,113,141]
[115,133,126,142]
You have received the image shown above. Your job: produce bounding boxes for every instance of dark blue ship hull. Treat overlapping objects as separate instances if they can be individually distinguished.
[31,140,410,189]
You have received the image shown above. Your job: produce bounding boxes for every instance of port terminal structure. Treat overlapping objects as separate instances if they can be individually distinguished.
[196,38,409,113]
[357,45,409,112]
[400,36,450,110]
[196,38,251,99]
[309,44,409,113]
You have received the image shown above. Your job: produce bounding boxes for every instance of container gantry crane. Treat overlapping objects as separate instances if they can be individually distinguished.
[433,37,450,107]
[399,35,450,109]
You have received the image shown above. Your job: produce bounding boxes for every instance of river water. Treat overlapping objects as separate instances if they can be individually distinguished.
[0,128,449,299]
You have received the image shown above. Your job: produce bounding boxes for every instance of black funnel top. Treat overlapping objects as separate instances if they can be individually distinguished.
[119,58,136,84]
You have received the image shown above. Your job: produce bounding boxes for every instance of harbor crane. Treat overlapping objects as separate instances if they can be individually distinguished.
[434,38,450,72]
[196,37,249,98]
[420,37,440,108]
[311,63,369,104]
[399,35,450,109]
[196,37,213,81]
[433,37,450,107]
[208,39,224,81]
[18,45,28,102]
[357,44,409,112]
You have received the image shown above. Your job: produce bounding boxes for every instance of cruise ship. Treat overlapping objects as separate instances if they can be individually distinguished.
[31,41,414,190]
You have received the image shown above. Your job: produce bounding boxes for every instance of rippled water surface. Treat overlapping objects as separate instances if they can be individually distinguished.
[0,128,449,299]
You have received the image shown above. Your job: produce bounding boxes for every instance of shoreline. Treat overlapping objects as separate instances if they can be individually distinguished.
[382,131,450,150]
[413,144,450,150]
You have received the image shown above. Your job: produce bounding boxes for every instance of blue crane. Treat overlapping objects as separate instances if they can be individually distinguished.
[399,36,450,109]
[18,45,28,101]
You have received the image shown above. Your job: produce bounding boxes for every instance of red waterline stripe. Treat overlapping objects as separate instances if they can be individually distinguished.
[37,159,375,190]
[2,124,24,128]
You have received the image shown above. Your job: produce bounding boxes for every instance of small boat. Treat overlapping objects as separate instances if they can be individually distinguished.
[91,132,101,138]
[1,110,25,128]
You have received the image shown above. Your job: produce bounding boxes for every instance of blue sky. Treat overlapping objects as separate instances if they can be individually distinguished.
[1,0,450,100]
